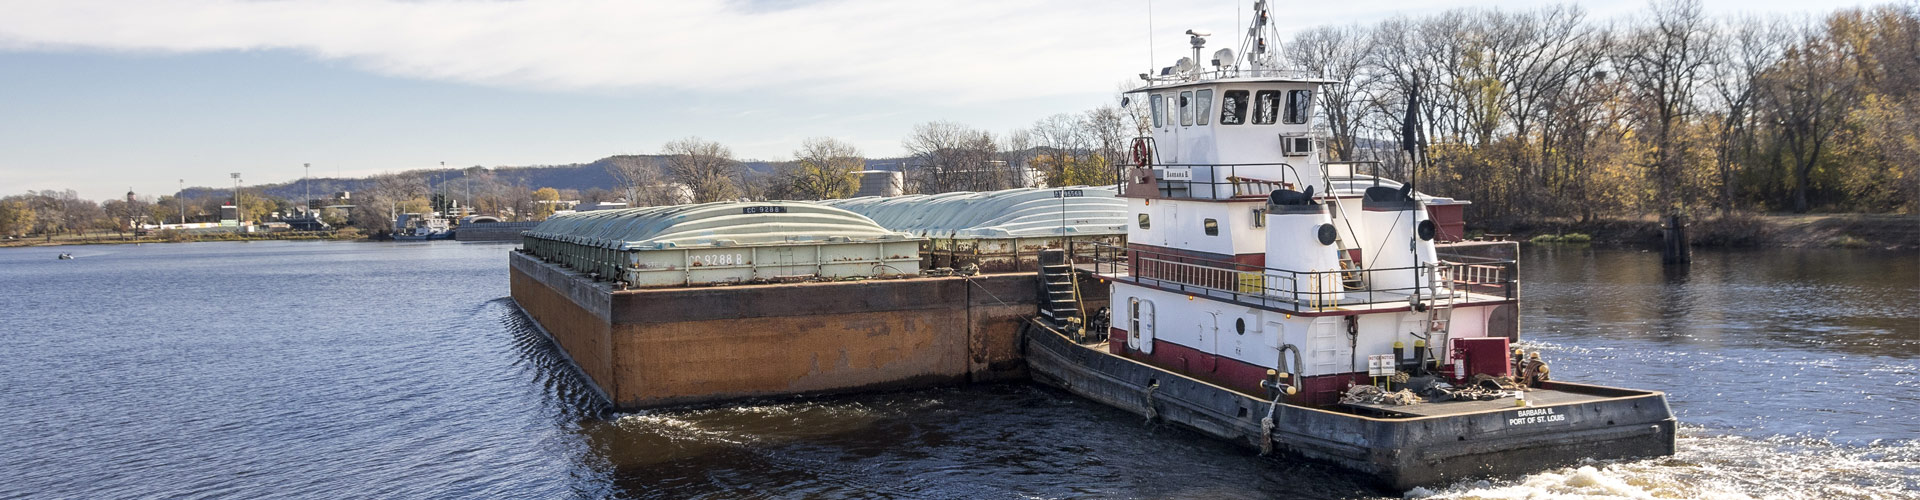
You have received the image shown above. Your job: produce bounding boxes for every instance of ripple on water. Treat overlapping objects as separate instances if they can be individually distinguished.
[1404,427,1920,499]
[2,242,1914,499]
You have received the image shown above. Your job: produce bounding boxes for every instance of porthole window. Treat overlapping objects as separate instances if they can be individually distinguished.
[1138,213,1151,229]
[1204,218,1219,236]
[1235,318,1246,334]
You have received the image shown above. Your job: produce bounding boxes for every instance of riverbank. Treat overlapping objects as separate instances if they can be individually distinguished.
[1487,213,1918,251]
[0,230,364,248]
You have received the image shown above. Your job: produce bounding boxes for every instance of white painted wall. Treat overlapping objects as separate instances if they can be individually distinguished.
[1128,198,1267,257]
[1109,281,1501,378]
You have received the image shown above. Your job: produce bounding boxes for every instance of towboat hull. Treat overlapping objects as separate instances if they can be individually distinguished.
[1022,319,1676,491]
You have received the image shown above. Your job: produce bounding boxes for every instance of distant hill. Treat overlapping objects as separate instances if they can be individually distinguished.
[176,156,909,201]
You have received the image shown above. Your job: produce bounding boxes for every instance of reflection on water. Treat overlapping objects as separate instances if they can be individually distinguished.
[0,242,1913,499]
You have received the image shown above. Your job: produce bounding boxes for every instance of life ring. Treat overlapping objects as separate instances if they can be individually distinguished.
[1130,139,1153,166]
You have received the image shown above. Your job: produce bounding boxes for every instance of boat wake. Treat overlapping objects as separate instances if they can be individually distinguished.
[1407,425,1919,499]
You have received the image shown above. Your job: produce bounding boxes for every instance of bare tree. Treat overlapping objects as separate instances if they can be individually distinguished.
[354,173,428,231]
[1615,0,1716,212]
[1707,16,1789,212]
[1762,16,1864,212]
[1290,24,1378,160]
[660,137,742,203]
[606,155,685,206]
[1029,113,1091,186]
[1083,105,1132,186]
[999,128,1038,187]
[902,121,1001,193]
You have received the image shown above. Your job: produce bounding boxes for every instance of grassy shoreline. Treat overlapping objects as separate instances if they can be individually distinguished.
[1,231,365,248]
[1487,213,1917,251]
[6,213,1911,251]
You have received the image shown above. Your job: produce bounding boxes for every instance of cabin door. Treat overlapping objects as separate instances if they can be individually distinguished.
[1128,298,1156,354]
[1307,318,1348,376]
[1160,92,1181,163]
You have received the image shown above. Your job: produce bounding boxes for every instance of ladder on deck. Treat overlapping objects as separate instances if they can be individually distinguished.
[1328,230,1364,291]
[1038,249,1082,329]
[1228,176,1293,198]
[1424,263,1459,347]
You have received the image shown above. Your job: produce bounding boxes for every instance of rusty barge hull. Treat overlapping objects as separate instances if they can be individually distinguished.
[1022,319,1676,491]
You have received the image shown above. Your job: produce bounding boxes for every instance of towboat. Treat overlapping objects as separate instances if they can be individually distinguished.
[1024,2,1675,490]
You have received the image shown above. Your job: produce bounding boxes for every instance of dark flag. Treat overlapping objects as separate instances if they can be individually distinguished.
[1401,82,1420,152]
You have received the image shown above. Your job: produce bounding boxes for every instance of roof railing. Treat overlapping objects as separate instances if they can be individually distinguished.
[1125,162,1309,200]
[1138,68,1324,87]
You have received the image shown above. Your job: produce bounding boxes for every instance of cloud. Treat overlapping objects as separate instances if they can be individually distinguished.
[0,0,1259,102]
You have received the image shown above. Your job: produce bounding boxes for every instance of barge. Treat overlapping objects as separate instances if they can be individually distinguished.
[1024,2,1675,490]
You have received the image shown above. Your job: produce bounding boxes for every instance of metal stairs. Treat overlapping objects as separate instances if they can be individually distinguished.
[1037,249,1082,328]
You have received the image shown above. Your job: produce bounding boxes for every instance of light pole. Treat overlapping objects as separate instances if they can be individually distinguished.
[230,173,241,224]
[178,179,186,224]
[303,163,311,215]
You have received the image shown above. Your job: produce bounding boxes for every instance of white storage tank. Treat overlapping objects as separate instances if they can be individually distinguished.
[1263,188,1345,305]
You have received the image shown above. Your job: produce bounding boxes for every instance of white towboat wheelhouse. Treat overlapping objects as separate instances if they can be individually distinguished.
[1090,2,1521,404]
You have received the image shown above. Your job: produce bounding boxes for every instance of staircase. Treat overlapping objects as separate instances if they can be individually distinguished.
[1037,249,1082,329]
[1336,250,1364,290]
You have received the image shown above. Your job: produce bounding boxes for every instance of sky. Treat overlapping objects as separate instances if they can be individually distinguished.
[0,0,1875,201]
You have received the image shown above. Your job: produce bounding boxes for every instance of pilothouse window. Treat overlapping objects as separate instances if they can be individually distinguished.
[1195,89,1213,126]
[1285,90,1313,124]
[1149,94,1164,128]
[1220,90,1248,125]
[1180,91,1194,126]
[1254,90,1281,125]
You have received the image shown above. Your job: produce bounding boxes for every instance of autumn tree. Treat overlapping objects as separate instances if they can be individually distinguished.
[779,137,865,200]
[531,187,561,220]
[0,197,34,236]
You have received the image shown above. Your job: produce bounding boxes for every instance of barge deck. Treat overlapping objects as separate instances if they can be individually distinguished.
[1022,318,1677,491]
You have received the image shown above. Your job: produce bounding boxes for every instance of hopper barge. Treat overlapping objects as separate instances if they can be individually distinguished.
[1023,2,1675,490]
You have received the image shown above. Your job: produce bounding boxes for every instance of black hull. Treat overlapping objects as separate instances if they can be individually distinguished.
[1021,319,1676,491]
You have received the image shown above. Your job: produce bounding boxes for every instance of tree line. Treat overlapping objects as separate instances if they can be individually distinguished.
[9,1,1906,238]
[1289,0,1916,221]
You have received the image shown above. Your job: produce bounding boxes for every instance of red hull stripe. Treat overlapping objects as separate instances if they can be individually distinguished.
[1106,328,1371,405]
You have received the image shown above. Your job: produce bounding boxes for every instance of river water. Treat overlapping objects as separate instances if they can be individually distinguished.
[0,241,1912,499]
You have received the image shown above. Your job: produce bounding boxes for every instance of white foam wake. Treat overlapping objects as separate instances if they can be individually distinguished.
[1406,426,1919,500]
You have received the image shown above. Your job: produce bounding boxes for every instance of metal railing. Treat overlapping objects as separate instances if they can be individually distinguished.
[1084,243,1515,313]
[1140,162,1310,200]
[1139,67,1321,85]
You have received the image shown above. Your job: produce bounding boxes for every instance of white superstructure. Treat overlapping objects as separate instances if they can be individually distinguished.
[1094,2,1519,403]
